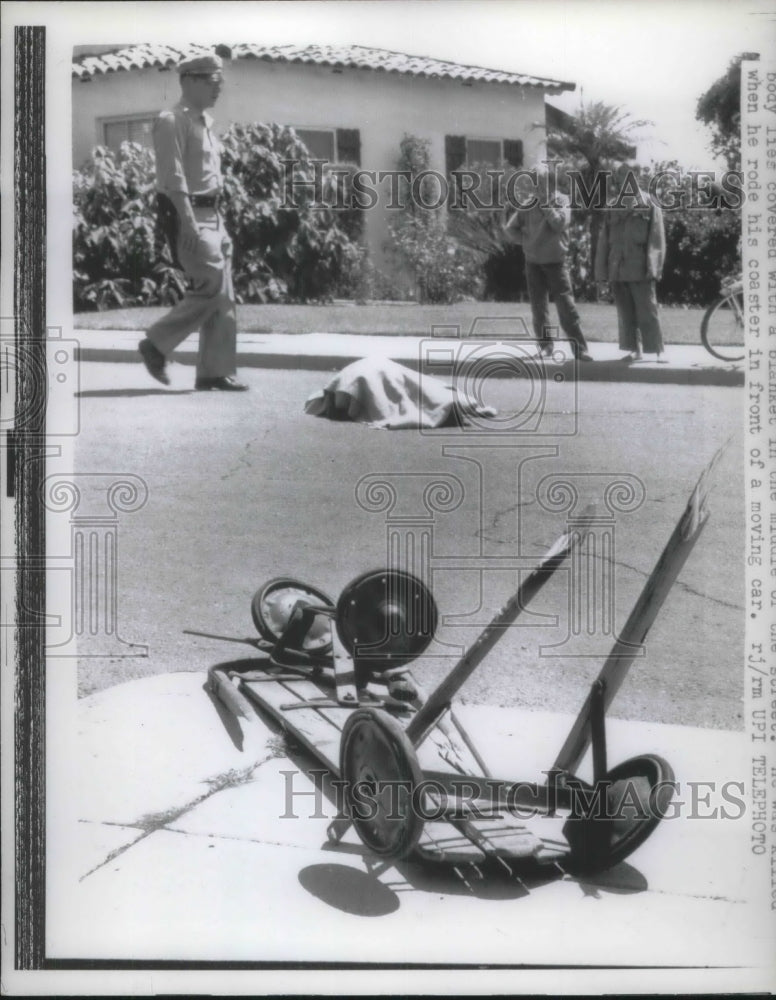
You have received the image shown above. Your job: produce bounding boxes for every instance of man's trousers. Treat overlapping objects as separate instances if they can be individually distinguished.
[147,206,237,379]
[612,279,664,354]
[524,260,588,355]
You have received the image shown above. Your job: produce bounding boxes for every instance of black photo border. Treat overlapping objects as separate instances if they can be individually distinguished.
[14,23,47,972]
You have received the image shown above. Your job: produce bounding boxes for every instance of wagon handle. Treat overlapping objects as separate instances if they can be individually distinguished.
[553,442,729,776]
[405,505,596,749]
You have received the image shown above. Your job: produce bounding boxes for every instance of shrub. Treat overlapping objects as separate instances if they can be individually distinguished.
[387,214,483,303]
[658,208,740,306]
[219,122,361,303]
[73,143,186,311]
[645,161,741,306]
[386,135,483,303]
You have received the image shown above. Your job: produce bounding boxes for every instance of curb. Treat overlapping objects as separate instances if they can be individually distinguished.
[76,344,745,387]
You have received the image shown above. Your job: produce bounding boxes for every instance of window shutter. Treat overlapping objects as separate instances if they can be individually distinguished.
[336,128,361,166]
[445,135,467,208]
[335,129,364,239]
[445,135,466,174]
[503,139,523,169]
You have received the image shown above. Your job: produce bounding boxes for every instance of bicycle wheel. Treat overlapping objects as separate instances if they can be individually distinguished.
[701,291,745,362]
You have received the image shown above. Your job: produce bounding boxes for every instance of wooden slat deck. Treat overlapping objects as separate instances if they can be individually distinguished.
[234,668,570,866]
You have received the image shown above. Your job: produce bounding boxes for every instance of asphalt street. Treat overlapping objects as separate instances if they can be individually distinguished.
[71,360,744,731]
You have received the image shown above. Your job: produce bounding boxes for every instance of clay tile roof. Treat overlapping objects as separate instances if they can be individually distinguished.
[72,42,575,92]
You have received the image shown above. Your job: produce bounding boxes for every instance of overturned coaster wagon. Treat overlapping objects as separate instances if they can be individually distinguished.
[204,452,721,876]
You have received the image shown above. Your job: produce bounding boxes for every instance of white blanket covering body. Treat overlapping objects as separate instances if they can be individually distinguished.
[304,357,497,429]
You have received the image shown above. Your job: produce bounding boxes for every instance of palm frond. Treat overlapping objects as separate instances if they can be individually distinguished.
[544,99,653,169]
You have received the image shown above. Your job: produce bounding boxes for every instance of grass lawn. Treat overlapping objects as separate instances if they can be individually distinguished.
[73,300,706,345]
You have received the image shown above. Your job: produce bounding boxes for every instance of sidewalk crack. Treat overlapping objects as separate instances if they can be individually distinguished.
[79,751,276,881]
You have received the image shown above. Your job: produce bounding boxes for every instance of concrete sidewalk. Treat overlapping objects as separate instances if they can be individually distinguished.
[48,670,769,981]
[73,327,745,386]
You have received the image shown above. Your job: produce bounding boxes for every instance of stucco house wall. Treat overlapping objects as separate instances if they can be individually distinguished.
[72,48,570,279]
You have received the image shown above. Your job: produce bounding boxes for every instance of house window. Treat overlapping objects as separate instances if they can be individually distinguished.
[294,127,361,166]
[101,115,156,154]
[465,137,503,167]
[446,135,523,174]
[296,128,337,163]
[445,135,524,212]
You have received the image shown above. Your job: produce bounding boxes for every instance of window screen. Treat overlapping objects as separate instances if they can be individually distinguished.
[103,117,155,153]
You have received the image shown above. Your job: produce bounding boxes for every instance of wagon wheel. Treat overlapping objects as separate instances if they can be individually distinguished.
[339,708,425,860]
[335,569,438,674]
[250,578,334,653]
[562,754,676,875]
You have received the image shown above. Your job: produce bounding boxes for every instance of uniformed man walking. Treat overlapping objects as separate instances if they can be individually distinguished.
[138,52,247,391]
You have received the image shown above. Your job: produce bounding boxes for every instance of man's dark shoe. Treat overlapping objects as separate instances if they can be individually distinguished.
[138,338,169,385]
[195,375,249,392]
[576,351,594,362]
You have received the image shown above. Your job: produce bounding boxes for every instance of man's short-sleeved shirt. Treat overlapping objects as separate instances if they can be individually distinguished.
[153,102,221,197]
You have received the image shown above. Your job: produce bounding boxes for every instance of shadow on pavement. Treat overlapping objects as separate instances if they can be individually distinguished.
[298,863,401,917]
[203,677,250,752]
[573,862,648,897]
[76,388,194,397]
[316,837,647,910]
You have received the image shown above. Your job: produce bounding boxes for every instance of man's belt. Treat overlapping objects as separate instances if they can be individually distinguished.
[189,193,221,208]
